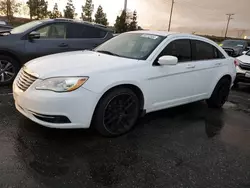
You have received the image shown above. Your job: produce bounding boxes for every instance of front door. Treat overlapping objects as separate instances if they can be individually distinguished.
[145,39,200,112]
[24,23,68,61]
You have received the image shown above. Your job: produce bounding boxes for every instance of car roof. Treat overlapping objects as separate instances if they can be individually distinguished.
[126,30,207,40]
[127,30,178,36]
[41,18,112,32]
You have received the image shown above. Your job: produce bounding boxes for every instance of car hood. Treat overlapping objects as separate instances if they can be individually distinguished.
[25,50,140,79]
[237,55,250,64]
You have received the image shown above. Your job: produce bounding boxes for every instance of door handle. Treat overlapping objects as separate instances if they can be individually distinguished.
[58,43,69,47]
[186,64,195,69]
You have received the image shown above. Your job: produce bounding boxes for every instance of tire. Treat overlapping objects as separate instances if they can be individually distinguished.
[92,88,140,137]
[206,78,231,108]
[0,55,20,86]
[232,80,239,89]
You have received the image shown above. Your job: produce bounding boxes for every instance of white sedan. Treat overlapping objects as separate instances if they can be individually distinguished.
[13,31,236,136]
[235,50,250,86]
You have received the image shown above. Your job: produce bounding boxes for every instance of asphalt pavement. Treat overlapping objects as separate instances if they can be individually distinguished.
[0,85,250,188]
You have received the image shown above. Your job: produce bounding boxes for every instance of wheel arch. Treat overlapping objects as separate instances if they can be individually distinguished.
[93,83,145,117]
[209,74,232,97]
[102,84,144,110]
[0,50,21,65]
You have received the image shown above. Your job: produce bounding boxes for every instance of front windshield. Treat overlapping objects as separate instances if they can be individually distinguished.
[246,51,250,56]
[222,40,246,48]
[11,20,42,34]
[94,33,165,60]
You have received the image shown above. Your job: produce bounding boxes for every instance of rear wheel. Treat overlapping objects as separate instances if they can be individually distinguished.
[232,80,239,89]
[206,78,231,108]
[93,88,140,137]
[0,55,20,86]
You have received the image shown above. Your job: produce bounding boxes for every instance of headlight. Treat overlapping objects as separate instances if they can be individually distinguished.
[35,77,88,92]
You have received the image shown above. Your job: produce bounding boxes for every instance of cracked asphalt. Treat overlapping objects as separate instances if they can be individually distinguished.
[0,85,250,188]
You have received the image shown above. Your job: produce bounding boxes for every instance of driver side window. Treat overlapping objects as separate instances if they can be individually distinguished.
[35,23,67,39]
[159,39,191,62]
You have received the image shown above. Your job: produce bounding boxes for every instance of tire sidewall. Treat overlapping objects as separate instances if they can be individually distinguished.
[208,78,231,108]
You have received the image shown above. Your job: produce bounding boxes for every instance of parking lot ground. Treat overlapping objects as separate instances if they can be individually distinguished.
[0,85,250,188]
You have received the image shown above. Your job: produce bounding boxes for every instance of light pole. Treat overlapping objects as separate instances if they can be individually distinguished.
[124,0,127,11]
[168,0,175,32]
[225,13,234,39]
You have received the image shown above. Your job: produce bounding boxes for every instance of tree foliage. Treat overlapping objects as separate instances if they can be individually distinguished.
[0,0,21,22]
[64,0,75,19]
[49,3,62,19]
[114,10,128,33]
[114,10,139,33]
[81,0,94,22]
[128,11,137,31]
[26,0,48,20]
[94,5,108,26]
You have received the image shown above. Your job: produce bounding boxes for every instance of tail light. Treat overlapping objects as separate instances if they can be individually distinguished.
[234,59,239,66]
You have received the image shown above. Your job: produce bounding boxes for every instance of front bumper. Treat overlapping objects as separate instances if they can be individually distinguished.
[13,80,101,129]
[235,66,250,83]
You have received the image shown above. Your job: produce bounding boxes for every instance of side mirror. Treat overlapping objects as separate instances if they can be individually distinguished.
[28,31,40,40]
[158,55,178,65]
[242,51,247,55]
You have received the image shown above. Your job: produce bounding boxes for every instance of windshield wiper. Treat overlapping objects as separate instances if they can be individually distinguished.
[96,50,120,57]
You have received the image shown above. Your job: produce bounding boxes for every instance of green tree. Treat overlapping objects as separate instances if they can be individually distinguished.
[94,5,108,26]
[19,3,29,17]
[26,0,49,20]
[128,11,137,31]
[114,10,128,33]
[63,0,75,19]
[81,0,94,22]
[49,3,62,19]
[0,0,20,23]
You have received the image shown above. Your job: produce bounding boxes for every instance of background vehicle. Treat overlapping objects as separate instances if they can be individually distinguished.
[235,51,250,87]
[13,31,236,136]
[0,20,13,31]
[243,46,250,54]
[221,39,249,57]
[0,18,113,85]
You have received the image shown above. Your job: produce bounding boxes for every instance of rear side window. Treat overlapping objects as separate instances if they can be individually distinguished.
[160,39,191,62]
[192,40,224,60]
[67,23,107,39]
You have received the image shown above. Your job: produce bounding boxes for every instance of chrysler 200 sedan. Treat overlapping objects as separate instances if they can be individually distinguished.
[13,31,236,136]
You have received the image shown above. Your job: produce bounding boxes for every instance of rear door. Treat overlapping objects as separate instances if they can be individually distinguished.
[24,22,68,60]
[190,39,227,96]
[66,23,108,51]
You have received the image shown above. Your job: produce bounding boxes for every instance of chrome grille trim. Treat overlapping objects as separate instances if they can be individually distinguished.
[239,62,250,71]
[16,68,38,91]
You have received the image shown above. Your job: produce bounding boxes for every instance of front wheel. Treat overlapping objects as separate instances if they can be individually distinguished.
[92,88,140,137]
[206,78,231,108]
[0,55,20,86]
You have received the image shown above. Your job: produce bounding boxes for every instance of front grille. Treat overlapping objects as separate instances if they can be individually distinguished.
[16,68,38,91]
[239,62,250,71]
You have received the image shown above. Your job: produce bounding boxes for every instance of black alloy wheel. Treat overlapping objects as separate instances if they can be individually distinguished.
[93,88,140,137]
[0,55,19,85]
